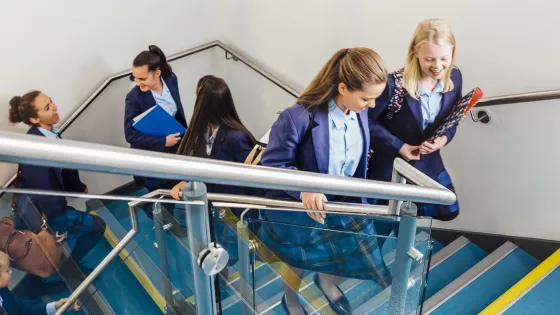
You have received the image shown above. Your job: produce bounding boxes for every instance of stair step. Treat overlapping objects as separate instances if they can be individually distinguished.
[423,242,539,315]
[250,232,434,314]
[424,236,487,300]
[480,249,560,315]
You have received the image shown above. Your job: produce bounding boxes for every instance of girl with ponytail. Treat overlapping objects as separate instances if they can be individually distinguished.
[260,48,390,314]
[124,45,188,190]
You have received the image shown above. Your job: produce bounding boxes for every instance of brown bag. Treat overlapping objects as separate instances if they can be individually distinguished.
[0,216,63,278]
[244,142,266,165]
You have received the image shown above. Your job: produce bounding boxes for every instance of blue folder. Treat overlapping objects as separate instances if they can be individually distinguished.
[132,104,186,137]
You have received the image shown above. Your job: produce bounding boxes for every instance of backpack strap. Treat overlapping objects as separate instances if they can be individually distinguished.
[386,69,406,120]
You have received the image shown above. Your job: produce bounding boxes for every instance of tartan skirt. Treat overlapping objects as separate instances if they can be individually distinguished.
[258,214,392,285]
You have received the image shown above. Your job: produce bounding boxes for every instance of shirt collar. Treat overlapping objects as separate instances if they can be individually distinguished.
[421,80,444,96]
[328,98,357,130]
[151,78,171,98]
[206,125,220,142]
[37,125,60,139]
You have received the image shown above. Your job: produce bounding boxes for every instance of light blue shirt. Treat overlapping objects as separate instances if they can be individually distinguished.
[38,125,60,139]
[0,295,57,314]
[420,80,444,130]
[150,78,178,117]
[327,98,363,177]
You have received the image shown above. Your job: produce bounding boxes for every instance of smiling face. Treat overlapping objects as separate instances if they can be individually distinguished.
[336,82,387,113]
[132,65,161,92]
[415,42,453,81]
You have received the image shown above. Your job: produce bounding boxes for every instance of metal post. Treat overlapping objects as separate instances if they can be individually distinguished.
[237,220,253,315]
[388,202,418,315]
[153,203,175,312]
[388,170,407,215]
[182,182,216,315]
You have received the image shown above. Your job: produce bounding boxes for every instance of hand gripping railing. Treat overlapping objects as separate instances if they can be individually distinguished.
[0,131,455,314]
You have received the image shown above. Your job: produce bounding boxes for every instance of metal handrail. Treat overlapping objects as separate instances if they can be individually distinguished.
[0,131,455,206]
[478,89,560,107]
[2,40,299,190]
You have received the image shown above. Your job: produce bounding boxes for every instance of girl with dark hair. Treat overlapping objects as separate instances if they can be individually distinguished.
[9,91,106,297]
[170,75,257,203]
[124,45,188,190]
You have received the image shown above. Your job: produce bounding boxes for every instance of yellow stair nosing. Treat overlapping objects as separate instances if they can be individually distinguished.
[479,248,560,315]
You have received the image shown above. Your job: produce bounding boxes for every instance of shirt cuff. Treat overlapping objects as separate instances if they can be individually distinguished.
[46,302,57,315]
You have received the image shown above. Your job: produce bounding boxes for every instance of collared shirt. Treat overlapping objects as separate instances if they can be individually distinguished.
[420,80,444,130]
[150,78,178,117]
[327,98,363,177]
[0,295,57,315]
[38,125,61,139]
[205,125,220,156]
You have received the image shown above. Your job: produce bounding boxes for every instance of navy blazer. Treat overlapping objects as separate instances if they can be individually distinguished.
[368,68,463,181]
[206,127,261,199]
[0,285,48,315]
[124,72,188,153]
[15,127,86,233]
[261,103,370,244]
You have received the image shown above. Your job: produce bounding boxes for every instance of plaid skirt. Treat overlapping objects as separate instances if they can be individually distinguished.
[259,214,392,285]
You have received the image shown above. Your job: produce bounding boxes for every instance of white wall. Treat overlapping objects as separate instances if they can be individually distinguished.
[216,0,560,240]
[0,0,220,187]
[4,0,560,240]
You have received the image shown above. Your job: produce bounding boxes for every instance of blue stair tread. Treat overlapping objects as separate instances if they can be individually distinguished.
[431,248,539,315]
[82,238,163,314]
[425,242,487,300]
[431,239,444,253]
[504,267,560,314]
[95,198,196,299]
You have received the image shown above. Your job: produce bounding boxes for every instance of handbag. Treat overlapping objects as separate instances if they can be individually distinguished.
[5,167,63,278]
[0,215,62,278]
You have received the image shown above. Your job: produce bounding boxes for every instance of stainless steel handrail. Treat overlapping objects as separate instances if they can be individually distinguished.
[478,89,560,107]
[59,40,299,134]
[0,131,455,206]
[2,40,299,190]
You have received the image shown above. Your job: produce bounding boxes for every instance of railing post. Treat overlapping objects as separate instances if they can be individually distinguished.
[388,201,418,315]
[182,182,216,315]
[388,169,407,215]
[153,203,176,313]
[237,219,254,315]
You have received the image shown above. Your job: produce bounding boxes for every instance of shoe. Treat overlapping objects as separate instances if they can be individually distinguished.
[313,274,352,315]
[281,294,309,315]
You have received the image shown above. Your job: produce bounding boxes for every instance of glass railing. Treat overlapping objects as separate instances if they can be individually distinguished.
[2,189,203,315]
[211,202,433,315]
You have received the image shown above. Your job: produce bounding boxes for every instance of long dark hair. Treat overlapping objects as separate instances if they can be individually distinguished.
[132,45,172,77]
[177,76,256,157]
[9,90,41,126]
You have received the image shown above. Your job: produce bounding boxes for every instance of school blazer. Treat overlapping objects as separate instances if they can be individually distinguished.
[368,68,463,181]
[124,72,188,153]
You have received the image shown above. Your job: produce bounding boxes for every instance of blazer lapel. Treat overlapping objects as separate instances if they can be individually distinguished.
[210,127,227,158]
[29,127,65,187]
[406,95,424,131]
[311,108,329,174]
[356,110,369,178]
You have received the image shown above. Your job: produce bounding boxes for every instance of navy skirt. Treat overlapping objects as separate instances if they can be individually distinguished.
[258,213,391,285]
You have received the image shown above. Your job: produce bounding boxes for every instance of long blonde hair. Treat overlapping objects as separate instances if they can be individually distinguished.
[403,19,456,99]
[297,47,387,107]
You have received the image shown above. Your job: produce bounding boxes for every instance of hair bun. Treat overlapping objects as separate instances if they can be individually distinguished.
[8,96,23,123]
